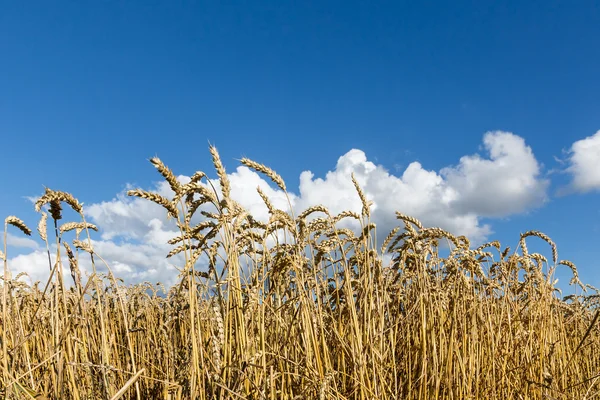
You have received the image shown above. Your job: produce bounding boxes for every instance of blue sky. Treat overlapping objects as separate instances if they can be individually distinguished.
[1,1,599,290]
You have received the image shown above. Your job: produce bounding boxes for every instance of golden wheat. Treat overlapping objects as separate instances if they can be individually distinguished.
[0,146,598,400]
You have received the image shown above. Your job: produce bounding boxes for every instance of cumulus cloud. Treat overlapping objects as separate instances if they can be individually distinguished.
[6,233,39,250]
[441,131,548,216]
[6,131,548,286]
[566,130,600,192]
[8,250,54,285]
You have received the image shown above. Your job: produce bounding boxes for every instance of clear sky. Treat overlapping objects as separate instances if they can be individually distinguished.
[1,1,599,290]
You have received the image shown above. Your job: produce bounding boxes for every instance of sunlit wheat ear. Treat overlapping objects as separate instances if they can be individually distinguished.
[37,212,48,242]
[59,222,98,234]
[476,240,501,253]
[0,250,5,261]
[209,145,231,200]
[395,212,424,230]
[335,228,356,239]
[306,217,332,233]
[49,199,63,220]
[272,209,295,227]
[150,156,181,194]
[381,226,401,254]
[240,157,287,192]
[419,227,460,248]
[232,210,249,234]
[559,260,583,286]
[63,242,82,291]
[13,271,29,281]
[456,235,470,250]
[167,240,207,258]
[189,220,218,237]
[351,173,372,218]
[189,170,207,184]
[73,240,94,254]
[5,216,32,236]
[35,188,83,215]
[127,189,178,217]
[256,186,275,214]
[521,230,558,265]
[178,182,218,211]
[297,205,331,221]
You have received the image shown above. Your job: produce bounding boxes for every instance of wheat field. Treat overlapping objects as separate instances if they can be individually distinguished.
[1,146,599,399]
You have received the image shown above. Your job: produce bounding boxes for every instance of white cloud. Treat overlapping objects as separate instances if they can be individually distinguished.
[7,251,50,284]
[566,130,600,192]
[6,131,548,286]
[441,131,548,216]
[6,233,40,250]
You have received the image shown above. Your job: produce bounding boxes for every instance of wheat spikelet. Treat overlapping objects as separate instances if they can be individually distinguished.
[167,235,189,245]
[269,210,295,230]
[246,215,267,230]
[0,250,4,261]
[191,220,218,236]
[64,242,82,292]
[189,170,206,184]
[209,145,231,201]
[207,241,219,267]
[13,272,29,281]
[237,230,263,247]
[518,235,529,257]
[559,260,582,286]
[200,211,220,220]
[73,240,94,254]
[297,205,330,221]
[150,157,182,194]
[395,212,424,230]
[256,186,275,214]
[59,222,98,234]
[49,199,63,220]
[185,200,204,224]
[177,181,217,206]
[530,253,548,265]
[381,227,401,254]
[334,228,356,239]
[306,217,332,233]
[476,240,501,253]
[419,227,459,248]
[584,295,600,311]
[5,216,32,236]
[127,189,178,217]
[232,210,249,234]
[240,157,287,192]
[359,223,377,242]
[521,230,558,264]
[37,212,47,242]
[351,173,372,218]
[457,235,470,250]
[167,243,199,258]
[35,188,83,215]
[333,210,361,224]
